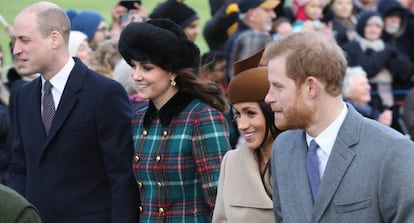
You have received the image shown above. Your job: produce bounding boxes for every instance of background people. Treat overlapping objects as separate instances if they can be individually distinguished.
[225,0,279,82]
[149,0,200,42]
[342,10,411,133]
[68,30,91,65]
[68,9,108,50]
[343,66,393,126]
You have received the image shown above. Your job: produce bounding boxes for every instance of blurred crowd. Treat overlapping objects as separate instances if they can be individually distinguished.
[1,0,414,222]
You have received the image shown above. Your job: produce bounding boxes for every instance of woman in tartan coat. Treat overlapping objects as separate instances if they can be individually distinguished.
[119,19,232,222]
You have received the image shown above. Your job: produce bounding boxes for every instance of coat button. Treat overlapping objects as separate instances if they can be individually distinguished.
[137,181,143,189]
[156,182,162,188]
[159,207,164,213]
[143,130,148,136]
[155,156,161,162]
[134,155,140,162]
[139,206,143,212]
[163,130,167,137]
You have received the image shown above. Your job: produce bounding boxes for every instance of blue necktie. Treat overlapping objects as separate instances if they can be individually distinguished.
[307,139,320,202]
[42,80,55,134]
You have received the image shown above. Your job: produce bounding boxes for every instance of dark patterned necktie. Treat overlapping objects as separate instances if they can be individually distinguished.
[42,80,55,134]
[307,139,320,202]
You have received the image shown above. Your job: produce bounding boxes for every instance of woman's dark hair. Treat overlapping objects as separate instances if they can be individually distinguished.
[200,50,226,73]
[255,100,282,199]
[174,67,230,113]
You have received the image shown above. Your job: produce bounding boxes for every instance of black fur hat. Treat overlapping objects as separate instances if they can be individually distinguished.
[118,19,200,71]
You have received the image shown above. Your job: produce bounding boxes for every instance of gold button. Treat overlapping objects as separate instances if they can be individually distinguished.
[139,206,143,212]
[155,156,161,162]
[137,181,143,189]
[159,207,164,213]
[134,155,140,162]
[143,130,148,136]
[156,182,162,188]
[163,130,167,137]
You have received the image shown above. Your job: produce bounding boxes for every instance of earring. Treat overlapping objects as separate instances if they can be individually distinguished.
[170,79,176,87]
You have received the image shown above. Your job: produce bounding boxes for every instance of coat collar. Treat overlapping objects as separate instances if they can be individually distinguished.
[312,104,360,222]
[39,58,88,162]
[286,104,361,222]
[143,91,194,128]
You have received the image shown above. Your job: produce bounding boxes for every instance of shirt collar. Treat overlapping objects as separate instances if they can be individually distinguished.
[306,102,348,155]
[42,58,75,93]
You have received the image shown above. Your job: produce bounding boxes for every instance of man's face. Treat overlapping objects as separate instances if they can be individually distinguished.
[384,14,402,34]
[12,11,52,76]
[265,56,313,130]
[252,7,276,32]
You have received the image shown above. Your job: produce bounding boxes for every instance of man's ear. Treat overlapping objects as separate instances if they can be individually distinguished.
[304,76,319,98]
[49,30,63,49]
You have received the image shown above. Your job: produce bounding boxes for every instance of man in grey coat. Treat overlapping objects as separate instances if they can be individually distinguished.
[264,30,414,223]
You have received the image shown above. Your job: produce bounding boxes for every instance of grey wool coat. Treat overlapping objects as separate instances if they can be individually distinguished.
[271,105,414,223]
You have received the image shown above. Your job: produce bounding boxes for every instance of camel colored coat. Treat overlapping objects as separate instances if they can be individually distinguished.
[212,141,274,223]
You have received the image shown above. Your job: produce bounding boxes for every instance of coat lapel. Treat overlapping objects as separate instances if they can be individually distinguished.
[289,133,314,222]
[230,143,273,208]
[312,105,361,222]
[40,59,86,161]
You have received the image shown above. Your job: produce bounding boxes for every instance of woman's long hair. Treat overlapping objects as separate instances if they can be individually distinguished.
[174,67,230,113]
[255,101,282,199]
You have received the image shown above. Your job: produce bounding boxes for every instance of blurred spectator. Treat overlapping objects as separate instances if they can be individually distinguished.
[68,10,108,50]
[291,0,326,32]
[323,0,357,48]
[88,38,122,78]
[225,0,279,82]
[274,0,296,22]
[109,0,148,38]
[343,66,392,126]
[377,0,414,92]
[203,2,239,51]
[353,0,378,16]
[343,10,411,133]
[68,31,91,65]
[150,0,200,42]
[208,0,228,16]
[271,16,293,39]
[112,59,148,111]
[200,50,228,95]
